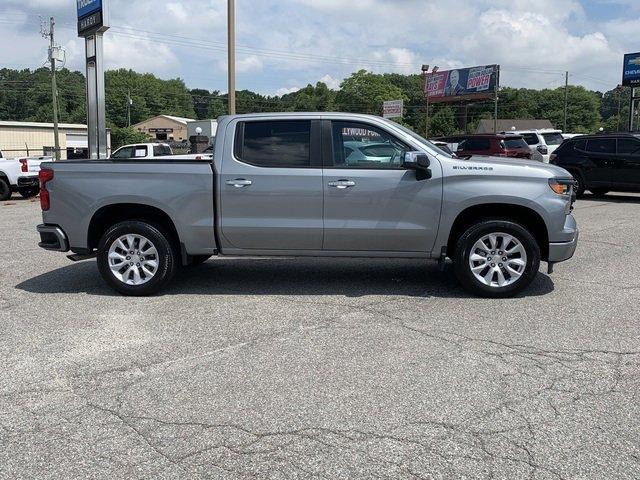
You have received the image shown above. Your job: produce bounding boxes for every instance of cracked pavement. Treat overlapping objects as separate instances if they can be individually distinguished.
[1,193,639,479]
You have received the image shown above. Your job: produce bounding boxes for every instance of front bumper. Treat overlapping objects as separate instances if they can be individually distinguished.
[37,224,69,252]
[18,176,39,188]
[548,230,579,262]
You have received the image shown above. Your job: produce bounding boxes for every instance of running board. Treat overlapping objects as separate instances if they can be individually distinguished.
[67,252,97,262]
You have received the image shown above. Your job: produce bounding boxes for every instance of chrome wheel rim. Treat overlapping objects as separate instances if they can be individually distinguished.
[107,234,159,286]
[468,232,527,288]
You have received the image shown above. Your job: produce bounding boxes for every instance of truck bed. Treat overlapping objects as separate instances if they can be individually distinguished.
[40,158,217,255]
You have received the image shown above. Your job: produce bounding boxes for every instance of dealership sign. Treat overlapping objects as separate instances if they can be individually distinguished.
[425,65,499,103]
[623,52,640,87]
[382,100,403,119]
[77,0,109,36]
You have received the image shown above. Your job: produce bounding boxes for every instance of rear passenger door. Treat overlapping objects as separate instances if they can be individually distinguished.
[583,138,616,188]
[614,137,640,190]
[219,119,324,250]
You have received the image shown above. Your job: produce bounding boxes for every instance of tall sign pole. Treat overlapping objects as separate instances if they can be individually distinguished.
[77,0,109,159]
[622,52,640,133]
[227,0,236,115]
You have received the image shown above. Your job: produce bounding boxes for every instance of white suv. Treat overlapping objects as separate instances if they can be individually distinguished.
[502,129,564,163]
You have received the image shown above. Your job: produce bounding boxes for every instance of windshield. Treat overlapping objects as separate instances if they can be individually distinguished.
[388,121,452,157]
[542,132,564,145]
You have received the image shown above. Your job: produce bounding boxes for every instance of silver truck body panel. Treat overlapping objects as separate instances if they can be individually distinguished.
[40,112,577,266]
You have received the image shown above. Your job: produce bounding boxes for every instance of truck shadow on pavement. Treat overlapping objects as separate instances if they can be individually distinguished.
[578,193,640,204]
[16,257,555,299]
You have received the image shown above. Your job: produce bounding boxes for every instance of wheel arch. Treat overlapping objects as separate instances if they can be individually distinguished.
[446,203,549,261]
[88,203,181,252]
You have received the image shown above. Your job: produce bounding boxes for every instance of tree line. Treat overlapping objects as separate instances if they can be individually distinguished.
[0,67,633,148]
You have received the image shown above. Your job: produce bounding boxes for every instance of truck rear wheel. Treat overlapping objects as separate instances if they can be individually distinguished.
[453,220,540,298]
[0,178,11,201]
[97,221,177,296]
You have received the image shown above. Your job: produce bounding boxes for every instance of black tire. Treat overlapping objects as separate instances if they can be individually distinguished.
[18,187,39,198]
[189,255,211,266]
[571,172,585,198]
[97,220,177,296]
[589,188,609,197]
[453,220,541,298]
[0,177,11,201]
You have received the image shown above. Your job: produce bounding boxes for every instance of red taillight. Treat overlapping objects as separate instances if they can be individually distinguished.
[39,168,54,211]
[19,158,28,172]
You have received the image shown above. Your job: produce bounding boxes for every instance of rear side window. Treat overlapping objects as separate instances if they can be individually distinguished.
[236,121,311,167]
[586,139,615,154]
[458,138,491,151]
[542,132,564,145]
[617,138,640,155]
[521,133,539,145]
[153,145,172,156]
[503,138,528,149]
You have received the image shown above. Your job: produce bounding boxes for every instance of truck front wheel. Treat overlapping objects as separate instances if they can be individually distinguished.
[453,220,540,298]
[97,220,177,296]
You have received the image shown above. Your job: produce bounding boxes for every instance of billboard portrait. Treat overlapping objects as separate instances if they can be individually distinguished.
[425,65,499,103]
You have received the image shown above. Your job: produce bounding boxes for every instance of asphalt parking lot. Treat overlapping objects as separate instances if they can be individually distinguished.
[1,193,639,479]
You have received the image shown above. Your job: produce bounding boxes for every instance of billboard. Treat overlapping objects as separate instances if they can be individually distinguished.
[622,52,640,87]
[77,0,109,36]
[382,100,403,119]
[425,65,499,103]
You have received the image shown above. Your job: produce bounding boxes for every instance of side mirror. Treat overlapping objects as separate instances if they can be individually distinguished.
[402,151,430,170]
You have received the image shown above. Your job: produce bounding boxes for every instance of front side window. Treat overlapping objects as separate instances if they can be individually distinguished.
[112,147,134,159]
[332,122,405,169]
[586,139,615,154]
[236,120,311,167]
[153,145,172,156]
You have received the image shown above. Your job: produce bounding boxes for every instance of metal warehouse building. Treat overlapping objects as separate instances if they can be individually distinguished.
[0,120,111,160]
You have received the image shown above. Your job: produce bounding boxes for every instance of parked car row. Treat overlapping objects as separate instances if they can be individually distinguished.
[110,142,213,161]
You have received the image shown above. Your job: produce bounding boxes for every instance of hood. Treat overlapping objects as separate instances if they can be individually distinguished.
[458,155,571,178]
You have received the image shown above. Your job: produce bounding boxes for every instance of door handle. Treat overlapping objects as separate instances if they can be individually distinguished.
[328,179,356,189]
[226,179,252,188]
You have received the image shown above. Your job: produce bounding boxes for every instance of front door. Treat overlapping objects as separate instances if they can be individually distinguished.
[220,119,323,250]
[322,120,442,253]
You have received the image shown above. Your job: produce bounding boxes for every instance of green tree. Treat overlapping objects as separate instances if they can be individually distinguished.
[335,70,407,115]
[109,126,150,149]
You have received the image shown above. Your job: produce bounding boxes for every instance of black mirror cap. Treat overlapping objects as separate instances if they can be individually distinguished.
[402,151,430,170]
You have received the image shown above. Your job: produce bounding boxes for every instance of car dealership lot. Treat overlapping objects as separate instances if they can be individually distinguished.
[1,195,639,479]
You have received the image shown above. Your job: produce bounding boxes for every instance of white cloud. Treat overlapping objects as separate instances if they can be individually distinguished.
[275,86,300,96]
[319,74,340,89]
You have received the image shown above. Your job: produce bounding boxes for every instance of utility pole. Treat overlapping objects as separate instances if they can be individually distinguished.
[563,71,569,132]
[42,17,60,161]
[126,89,131,127]
[227,0,236,115]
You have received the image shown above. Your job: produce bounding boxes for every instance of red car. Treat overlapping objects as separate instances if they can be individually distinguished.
[435,134,533,160]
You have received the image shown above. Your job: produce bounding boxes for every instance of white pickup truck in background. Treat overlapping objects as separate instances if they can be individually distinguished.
[0,150,47,201]
[110,143,213,161]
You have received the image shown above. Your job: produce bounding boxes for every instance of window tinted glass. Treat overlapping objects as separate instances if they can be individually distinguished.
[239,121,311,167]
[586,139,615,154]
[573,139,586,151]
[153,145,172,156]
[112,147,133,158]
[521,133,539,145]
[332,122,405,169]
[542,132,564,145]
[617,138,640,155]
[504,138,528,149]
[458,138,491,151]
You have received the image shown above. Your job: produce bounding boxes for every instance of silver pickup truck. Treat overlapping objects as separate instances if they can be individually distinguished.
[36,113,578,297]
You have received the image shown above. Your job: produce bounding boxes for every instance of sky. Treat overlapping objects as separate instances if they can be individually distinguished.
[0,0,639,96]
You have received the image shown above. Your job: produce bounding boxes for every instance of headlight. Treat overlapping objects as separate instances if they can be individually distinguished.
[548,178,574,196]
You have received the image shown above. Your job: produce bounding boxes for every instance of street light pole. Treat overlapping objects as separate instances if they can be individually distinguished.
[227,0,236,115]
